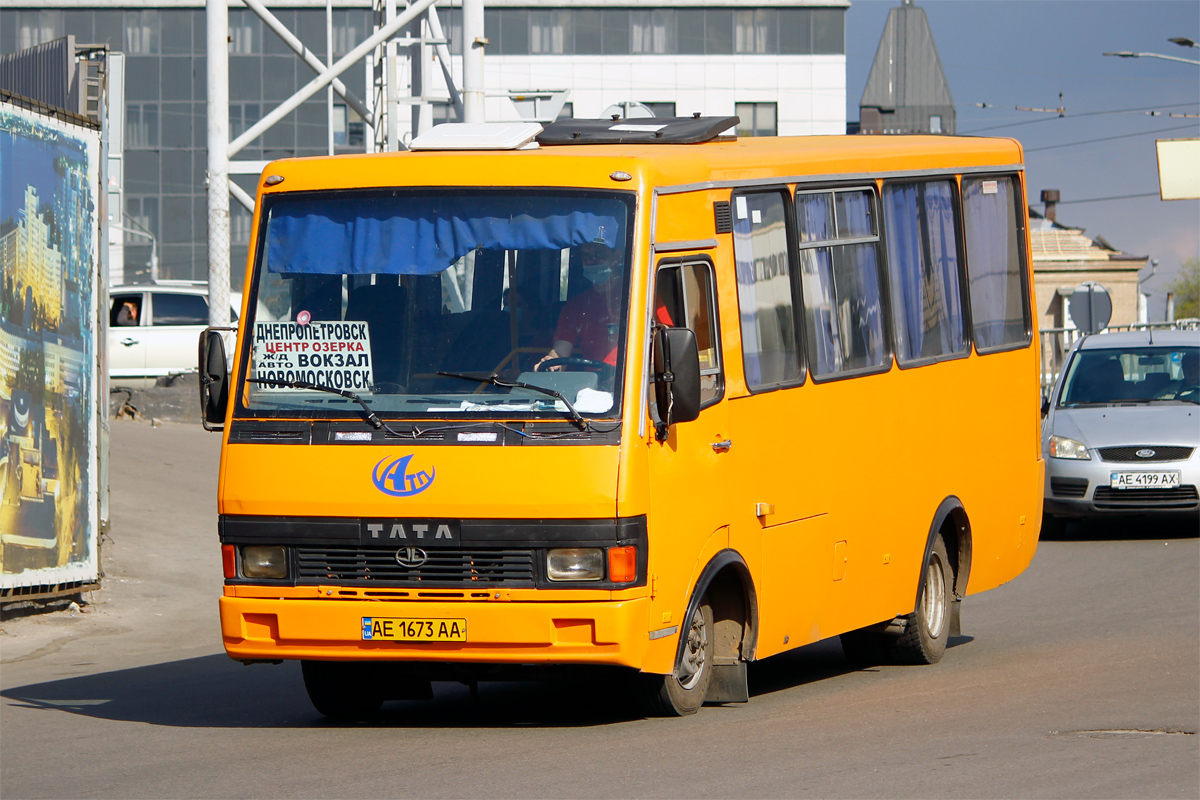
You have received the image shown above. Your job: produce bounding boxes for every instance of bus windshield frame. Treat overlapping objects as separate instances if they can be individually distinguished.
[233,187,638,424]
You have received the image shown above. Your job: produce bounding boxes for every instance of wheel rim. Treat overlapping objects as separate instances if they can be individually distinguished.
[921,552,947,639]
[677,606,708,690]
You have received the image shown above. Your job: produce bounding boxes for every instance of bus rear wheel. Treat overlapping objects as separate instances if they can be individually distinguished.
[301,660,385,719]
[642,599,714,716]
[891,536,951,665]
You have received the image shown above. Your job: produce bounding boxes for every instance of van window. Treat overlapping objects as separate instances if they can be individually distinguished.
[963,176,1029,351]
[732,190,802,389]
[796,188,887,377]
[152,292,209,326]
[882,181,966,363]
[656,260,722,406]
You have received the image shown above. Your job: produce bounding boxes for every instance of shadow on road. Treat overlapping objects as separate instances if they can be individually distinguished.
[1040,516,1198,542]
[2,638,891,729]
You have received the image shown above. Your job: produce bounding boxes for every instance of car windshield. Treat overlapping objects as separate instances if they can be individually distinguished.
[1059,344,1199,406]
[238,189,635,421]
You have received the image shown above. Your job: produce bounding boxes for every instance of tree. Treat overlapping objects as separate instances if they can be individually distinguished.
[1168,258,1199,320]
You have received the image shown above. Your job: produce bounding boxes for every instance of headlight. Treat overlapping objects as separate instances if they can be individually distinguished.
[547,548,603,581]
[241,545,288,578]
[1048,435,1090,460]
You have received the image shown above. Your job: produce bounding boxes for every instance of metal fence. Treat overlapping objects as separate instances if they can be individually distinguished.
[1039,319,1200,397]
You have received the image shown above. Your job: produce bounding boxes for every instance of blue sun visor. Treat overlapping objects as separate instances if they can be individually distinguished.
[266,194,625,276]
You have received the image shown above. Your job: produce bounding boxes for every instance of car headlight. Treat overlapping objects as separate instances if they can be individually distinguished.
[241,545,288,578]
[547,548,603,581]
[1048,435,1090,460]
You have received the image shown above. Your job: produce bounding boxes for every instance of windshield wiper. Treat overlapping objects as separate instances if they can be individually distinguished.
[436,370,588,430]
[247,377,387,430]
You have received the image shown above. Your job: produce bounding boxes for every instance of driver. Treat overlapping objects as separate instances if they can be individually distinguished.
[1157,350,1199,399]
[535,240,624,371]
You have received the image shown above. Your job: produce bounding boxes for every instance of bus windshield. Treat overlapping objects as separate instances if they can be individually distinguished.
[239,189,635,421]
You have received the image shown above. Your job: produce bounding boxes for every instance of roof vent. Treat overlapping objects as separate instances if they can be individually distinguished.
[409,122,544,151]
[538,116,740,146]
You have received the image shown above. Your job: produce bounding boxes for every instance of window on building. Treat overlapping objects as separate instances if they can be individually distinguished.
[228,9,260,55]
[656,260,723,405]
[230,203,253,246]
[332,104,365,148]
[733,190,802,389]
[556,102,574,120]
[126,103,159,148]
[124,10,158,55]
[530,10,568,54]
[705,9,734,54]
[796,187,888,377]
[962,176,1029,351]
[882,181,966,364]
[18,10,63,50]
[631,10,675,54]
[735,9,776,54]
[811,9,844,55]
[332,10,368,57]
[643,102,677,119]
[735,103,777,137]
[229,104,261,139]
[929,115,943,134]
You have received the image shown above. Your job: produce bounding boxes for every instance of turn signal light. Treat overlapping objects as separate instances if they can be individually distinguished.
[221,544,237,578]
[608,546,637,583]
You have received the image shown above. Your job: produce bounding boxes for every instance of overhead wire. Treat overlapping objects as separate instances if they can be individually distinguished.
[961,102,1199,134]
[1025,122,1200,153]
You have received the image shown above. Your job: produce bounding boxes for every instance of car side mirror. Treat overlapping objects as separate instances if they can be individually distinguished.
[652,326,701,441]
[1041,396,1050,416]
[199,328,232,431]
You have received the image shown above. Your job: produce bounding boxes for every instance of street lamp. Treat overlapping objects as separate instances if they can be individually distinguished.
[1104,37,1200,64]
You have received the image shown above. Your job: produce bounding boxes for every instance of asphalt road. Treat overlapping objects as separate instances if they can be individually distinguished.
[1,420,1196,799]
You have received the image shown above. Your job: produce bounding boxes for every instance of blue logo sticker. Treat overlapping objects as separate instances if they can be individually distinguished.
[372,454,436,497]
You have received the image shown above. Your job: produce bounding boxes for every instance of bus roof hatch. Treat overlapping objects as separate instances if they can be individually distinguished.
[537,116,739,146]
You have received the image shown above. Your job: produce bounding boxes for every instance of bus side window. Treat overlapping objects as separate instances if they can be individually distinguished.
[656,261,723,407]
[882,180,967,364]
[795,187,888,378]
[732,190,802,389]
[962,176,1030,351]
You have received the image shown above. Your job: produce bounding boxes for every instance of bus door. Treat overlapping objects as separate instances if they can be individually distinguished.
[645,258,730,626]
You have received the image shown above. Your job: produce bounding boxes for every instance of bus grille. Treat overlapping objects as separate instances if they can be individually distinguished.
[1092,485,1199,509]
[1098,446,1193,463]
[295,546,536,586]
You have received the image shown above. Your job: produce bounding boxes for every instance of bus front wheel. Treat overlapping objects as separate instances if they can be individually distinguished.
[301,660,385,719]
[891,535,951,665]
[642,598,714,716]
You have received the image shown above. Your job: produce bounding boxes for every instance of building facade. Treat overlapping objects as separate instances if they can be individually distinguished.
[1,1,848,286]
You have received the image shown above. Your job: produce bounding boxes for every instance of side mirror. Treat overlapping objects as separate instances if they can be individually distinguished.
[199,328,231,431]
[1040,396,1051,417]
[652,326,701,441]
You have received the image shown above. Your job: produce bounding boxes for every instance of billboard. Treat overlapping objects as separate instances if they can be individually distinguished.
[0,100,101,592]
[1157,138,1200,201]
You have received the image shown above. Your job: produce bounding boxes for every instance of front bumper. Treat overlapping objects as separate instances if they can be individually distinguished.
[220,594,651,668]
[1044,454,1200,518]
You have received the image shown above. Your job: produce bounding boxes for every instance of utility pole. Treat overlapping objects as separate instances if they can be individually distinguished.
[206,0,230,328]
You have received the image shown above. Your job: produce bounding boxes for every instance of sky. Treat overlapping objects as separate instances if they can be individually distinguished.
[845,0,1200,320]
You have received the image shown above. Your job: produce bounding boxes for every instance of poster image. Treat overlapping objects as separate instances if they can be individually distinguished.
[0,102,101,590]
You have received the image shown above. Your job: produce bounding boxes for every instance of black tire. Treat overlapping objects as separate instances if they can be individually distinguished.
[642,599,714,716]
[301,660,385,719]
[840,629,890,668]
[890,536,951,665]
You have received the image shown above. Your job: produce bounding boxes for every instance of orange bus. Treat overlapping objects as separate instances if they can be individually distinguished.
[200,118,1043,717]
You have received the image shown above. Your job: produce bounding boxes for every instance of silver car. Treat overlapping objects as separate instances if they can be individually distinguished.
[1042,330,1199,533]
